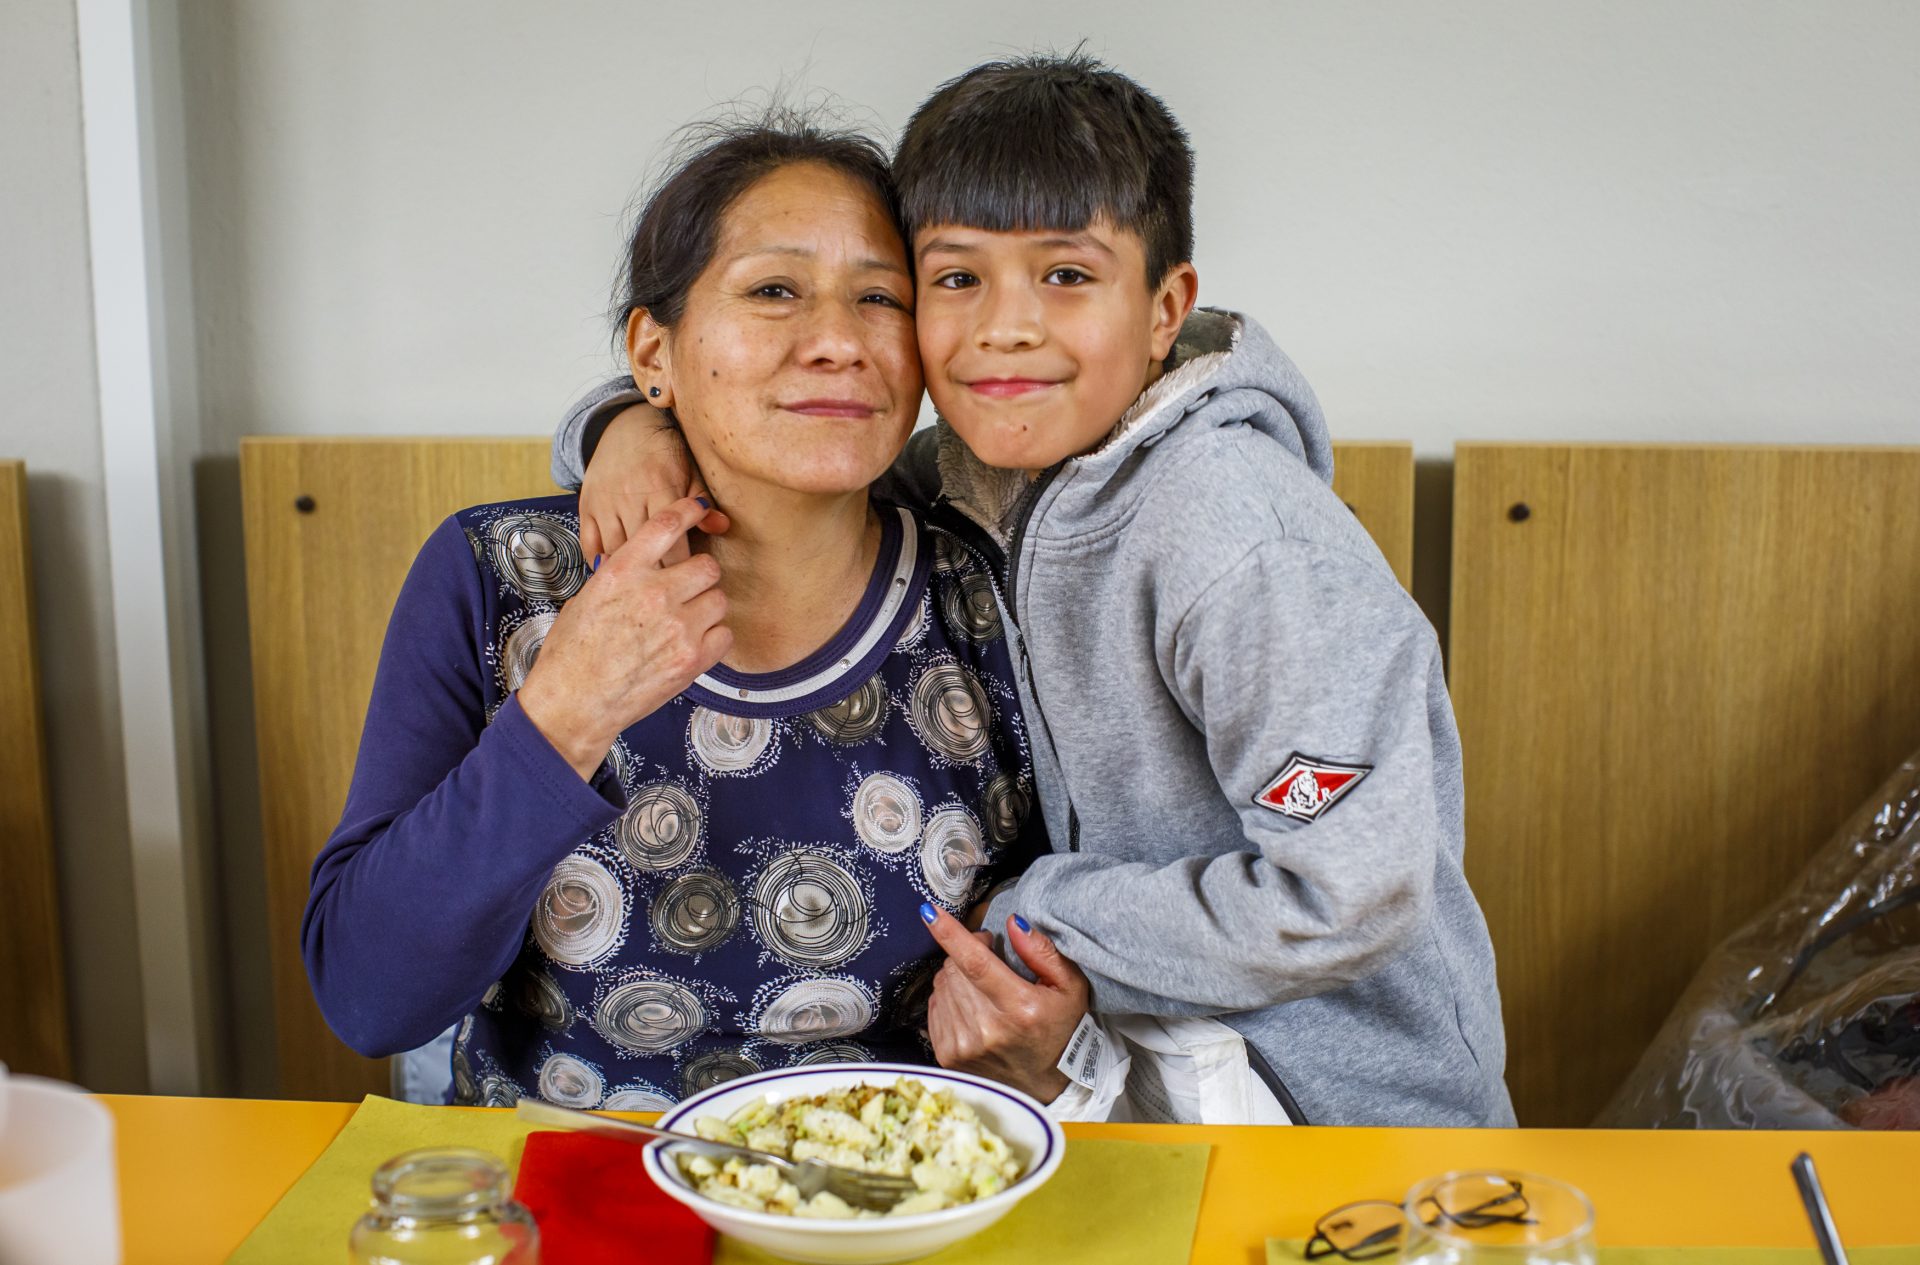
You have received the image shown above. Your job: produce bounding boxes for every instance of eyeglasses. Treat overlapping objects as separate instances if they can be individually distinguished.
[1305,1176,1538,1261]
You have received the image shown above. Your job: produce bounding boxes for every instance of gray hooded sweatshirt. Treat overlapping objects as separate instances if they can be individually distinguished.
[553,310,1514,1127]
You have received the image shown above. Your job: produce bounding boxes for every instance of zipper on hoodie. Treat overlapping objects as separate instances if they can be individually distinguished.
[1002,460,1065,630]
[946,463,1082,856]
[1000,463,1073,839]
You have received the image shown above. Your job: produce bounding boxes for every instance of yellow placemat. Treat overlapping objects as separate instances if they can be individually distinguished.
[229,1097,535,1263]
[231,1095,1210,1264]
[1269,1241,1920,1264]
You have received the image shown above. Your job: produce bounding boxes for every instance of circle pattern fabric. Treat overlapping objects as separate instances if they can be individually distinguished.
[910,661,992,763]
[750,851,871,971]
[852,773,923,855]
[489,513,587,603]
[454,501,1034,1108]
[592,977,707,1055]
[617,783,703,871]
[531,855,624,967]
[650,868,741,954]
[757,977,875,1044]
[689,707,774,775]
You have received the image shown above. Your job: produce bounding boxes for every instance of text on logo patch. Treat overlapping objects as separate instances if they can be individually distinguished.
[1255,753,1372,822]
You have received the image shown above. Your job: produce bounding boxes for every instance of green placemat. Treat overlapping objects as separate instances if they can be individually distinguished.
[230,1095,1211,1264]
[1269,1240,1920,1264]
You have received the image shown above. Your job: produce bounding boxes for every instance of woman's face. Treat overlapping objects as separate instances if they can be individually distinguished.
[637,162,922,504]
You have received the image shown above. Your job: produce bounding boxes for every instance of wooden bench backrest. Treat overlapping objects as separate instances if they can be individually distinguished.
[1449,442,1920,1124]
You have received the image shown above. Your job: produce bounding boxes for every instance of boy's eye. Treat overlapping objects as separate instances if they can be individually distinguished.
[1045,267,1091,286]
[751,283,798,300]
[931,271,979,290]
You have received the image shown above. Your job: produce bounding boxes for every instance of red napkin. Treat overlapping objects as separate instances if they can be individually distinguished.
[513,1129,715,1264]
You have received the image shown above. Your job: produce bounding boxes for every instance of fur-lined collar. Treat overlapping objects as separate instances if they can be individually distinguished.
[936,423,1029,546]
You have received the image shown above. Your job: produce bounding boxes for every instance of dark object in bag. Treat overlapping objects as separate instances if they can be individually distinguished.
[1600,750,1920,1128]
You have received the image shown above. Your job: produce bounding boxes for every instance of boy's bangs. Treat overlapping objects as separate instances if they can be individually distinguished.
[902,130,1153,245]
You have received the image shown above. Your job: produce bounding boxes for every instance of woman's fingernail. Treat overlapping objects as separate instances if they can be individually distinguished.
[591,554,602,572]
[1013,914,1031,933]
[919,902,937,925]
[695,496,711,510]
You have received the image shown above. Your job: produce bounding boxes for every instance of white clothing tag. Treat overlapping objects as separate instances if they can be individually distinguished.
[1055,1012,1105,1091]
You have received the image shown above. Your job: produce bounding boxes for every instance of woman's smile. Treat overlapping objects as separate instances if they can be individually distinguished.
[780,397,881,418]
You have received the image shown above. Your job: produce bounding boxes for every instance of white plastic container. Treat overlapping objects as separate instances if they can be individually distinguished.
[0,1065,121,1265]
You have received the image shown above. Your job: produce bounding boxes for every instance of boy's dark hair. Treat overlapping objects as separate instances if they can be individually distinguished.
[612,107,900,343]
[892,52,1194,287]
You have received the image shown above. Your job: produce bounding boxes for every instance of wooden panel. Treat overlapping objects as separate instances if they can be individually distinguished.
[0,461,71,1077]
[241,438,554,1101]
[1450,442,1920,1125]
[1330,441,1414,591]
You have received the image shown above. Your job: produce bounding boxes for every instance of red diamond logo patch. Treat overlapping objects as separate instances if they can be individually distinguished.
[1255,753,1371,822]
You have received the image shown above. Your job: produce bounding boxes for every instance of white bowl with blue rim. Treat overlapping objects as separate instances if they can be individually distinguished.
[641,1063,1066,1264]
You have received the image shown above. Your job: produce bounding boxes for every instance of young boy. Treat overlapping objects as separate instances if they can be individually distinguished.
[554,55,1513,1126]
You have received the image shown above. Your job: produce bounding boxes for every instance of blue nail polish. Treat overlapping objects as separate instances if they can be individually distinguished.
[591,554,602,572]
[919,902,937,925]
[695,496,711,510]
[1014,914,1031,933]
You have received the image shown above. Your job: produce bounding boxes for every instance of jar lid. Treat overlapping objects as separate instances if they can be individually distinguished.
[370,1147,511,1217]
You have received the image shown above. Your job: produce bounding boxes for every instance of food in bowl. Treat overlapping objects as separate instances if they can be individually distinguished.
[675,1076,1022,1218]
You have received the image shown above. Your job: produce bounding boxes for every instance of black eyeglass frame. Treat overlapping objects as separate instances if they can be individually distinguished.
[1303,1181,1538,1262]
[1303,1200,1403,1262]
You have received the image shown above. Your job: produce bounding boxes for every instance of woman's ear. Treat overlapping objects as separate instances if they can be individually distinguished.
[1149,262,1201,362]
[625,307,675,408]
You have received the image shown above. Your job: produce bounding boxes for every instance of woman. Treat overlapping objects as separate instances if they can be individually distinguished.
[302,118,1059,1108]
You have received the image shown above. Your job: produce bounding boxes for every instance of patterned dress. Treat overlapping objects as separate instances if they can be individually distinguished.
[303,495,1039,1108]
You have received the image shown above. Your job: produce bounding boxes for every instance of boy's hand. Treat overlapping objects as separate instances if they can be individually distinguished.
[921,905,1089,1104]
[517,496,732,779]
[579,405,730,564]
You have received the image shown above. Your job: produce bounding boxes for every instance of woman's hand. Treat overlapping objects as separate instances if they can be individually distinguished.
[921,905,1091,1104]
[579,405,730,564]
[517,496,733,779]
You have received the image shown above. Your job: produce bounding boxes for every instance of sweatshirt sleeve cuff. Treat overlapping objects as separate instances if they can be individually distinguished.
[579,383,646,467]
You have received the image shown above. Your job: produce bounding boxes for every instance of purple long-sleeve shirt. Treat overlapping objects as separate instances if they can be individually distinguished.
[303,495,1041,1107]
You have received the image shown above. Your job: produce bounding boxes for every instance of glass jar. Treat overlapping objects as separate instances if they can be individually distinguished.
[349,1147,540,1265]
[1400,1170,1595,1265]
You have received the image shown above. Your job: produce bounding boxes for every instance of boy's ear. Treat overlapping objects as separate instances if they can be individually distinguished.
[1149,263,1201,362]
[625,307,676,408]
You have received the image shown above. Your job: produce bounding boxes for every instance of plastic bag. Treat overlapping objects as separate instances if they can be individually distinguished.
[1599,747,1920,1128]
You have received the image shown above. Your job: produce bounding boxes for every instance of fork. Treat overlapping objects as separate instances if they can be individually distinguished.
[514,1097,921,1213]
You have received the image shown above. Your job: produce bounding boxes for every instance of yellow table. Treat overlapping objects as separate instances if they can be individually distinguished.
[101,1095,1917,1264]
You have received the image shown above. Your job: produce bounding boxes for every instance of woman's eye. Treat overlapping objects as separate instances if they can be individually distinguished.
[860,291,907,309]
[1046,268,1091,286]
[752,283,797,300]
[931,271,979,290]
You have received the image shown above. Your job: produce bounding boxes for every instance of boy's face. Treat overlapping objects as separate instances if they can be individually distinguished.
[914,218,1197,473]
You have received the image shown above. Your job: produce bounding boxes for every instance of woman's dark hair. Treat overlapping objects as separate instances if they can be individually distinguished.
[612,108,901,345]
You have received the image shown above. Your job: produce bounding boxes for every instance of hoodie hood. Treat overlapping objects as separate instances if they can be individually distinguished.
[935,309,1333,544]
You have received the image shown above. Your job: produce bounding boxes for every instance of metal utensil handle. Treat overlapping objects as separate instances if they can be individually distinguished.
[514,1097,772,1167]
[1790,1151,1852,1265]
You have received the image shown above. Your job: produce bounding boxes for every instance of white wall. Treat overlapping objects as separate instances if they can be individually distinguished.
[179,0,1920,456]
[0,0,148,1093]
